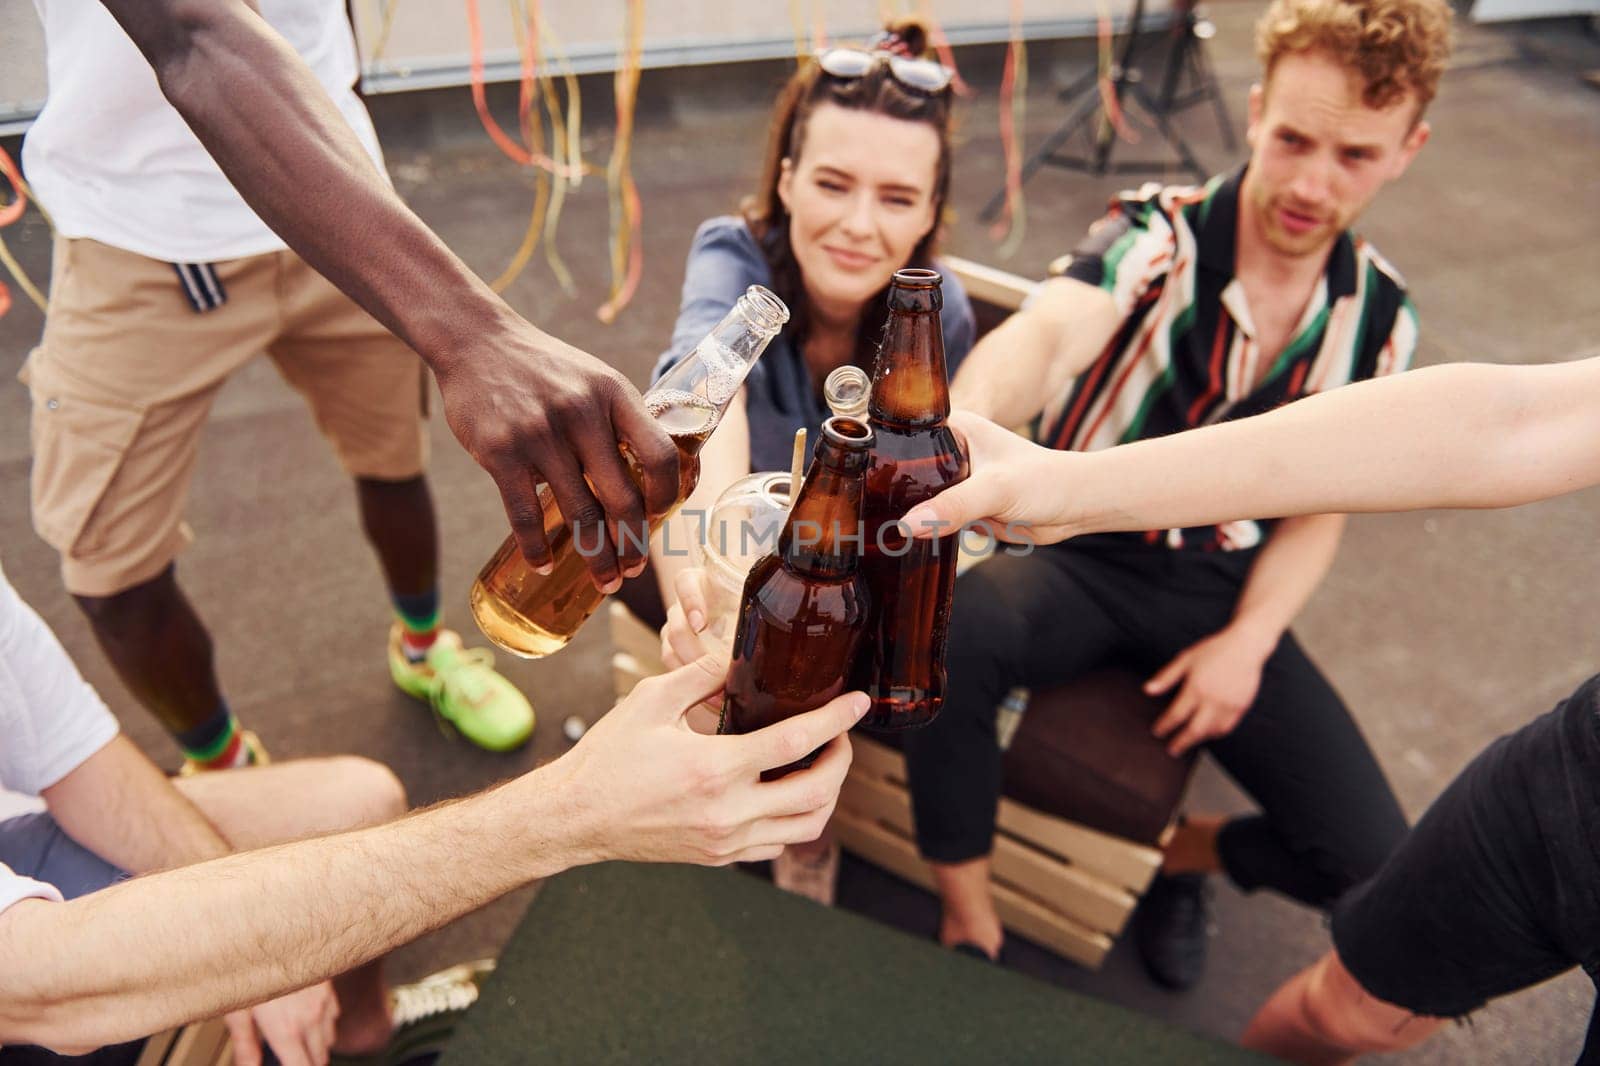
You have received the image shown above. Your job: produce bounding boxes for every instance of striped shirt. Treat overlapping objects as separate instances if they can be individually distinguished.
[1042,167,1418,552]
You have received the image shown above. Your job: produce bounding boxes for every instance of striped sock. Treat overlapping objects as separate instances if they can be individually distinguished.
[393,588,442,663]
[176,704,249,769]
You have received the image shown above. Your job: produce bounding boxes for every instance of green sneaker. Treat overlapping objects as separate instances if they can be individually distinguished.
[389,625,534,752]
[333,958,495,1066]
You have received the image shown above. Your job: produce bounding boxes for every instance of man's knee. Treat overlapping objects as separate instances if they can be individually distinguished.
[72,567,172,627]
[326,756,409,827]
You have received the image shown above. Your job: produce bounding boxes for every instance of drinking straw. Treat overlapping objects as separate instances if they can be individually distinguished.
[788,428,807,514]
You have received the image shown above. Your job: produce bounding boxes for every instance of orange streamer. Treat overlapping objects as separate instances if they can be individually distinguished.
[918,2,974,97]
[988,1,1026,248]
[0,148,26,228]
[464,0,584,180]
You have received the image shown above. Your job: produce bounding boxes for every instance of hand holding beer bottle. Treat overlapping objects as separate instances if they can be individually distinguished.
[472,286,789,658]
[718,416,875,780]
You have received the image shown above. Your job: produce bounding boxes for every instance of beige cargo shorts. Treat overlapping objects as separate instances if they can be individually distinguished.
[22,237,429,596]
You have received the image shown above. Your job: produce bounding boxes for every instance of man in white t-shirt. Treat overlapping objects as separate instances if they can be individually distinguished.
[21,0,548,764]
[56,0,688,607]
[0,556,863,1061]
[0,557,409,1060]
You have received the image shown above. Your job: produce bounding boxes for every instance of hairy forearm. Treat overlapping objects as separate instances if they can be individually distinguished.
[1071,360,1600,535]
[1226,513,1346,655]
[0,767,583,1053]
[951,313,1064,427]
[952,279,1121,430]
[102,0,521,373]
[42,736,229,875]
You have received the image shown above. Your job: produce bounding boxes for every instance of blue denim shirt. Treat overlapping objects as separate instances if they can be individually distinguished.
[651,216,977,475]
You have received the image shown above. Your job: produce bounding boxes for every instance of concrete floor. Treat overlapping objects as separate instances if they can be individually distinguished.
[2,3,1598,1061]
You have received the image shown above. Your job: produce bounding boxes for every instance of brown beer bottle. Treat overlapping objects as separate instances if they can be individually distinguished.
[720,416,873,780]
[470,286,789,658]
[852,268,970,730]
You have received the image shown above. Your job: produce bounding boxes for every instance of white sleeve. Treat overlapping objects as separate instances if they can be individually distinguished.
[0,560,120,796]
[0,861,64,916]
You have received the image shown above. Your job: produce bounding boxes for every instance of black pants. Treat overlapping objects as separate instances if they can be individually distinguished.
[902,535,1408,909]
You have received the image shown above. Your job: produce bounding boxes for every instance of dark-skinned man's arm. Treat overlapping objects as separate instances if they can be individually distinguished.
[96,0,676,591]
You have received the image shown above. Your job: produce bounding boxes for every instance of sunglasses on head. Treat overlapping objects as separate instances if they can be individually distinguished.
[815,47,954,95]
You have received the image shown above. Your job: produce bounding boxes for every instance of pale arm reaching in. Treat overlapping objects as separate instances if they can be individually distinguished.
[904,359,1600,539]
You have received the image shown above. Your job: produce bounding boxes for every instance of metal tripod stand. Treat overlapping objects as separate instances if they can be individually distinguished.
[979,0,1235,223]
[1157,0,1237,152]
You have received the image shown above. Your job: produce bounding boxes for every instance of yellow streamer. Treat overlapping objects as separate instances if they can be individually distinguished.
[789,0,810,63]
[491,0,552,292]
[536,10,582,293]
[370,0,403,66]
[489,0,586,294]
[0,237,46,312]
[596,0,645,323]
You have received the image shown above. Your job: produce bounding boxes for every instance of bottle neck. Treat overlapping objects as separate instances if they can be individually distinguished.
[779,447,866,579]
[645,284,789,454]
[869,309,952,428]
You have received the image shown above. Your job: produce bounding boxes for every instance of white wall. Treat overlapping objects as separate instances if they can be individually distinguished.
[1,0,1158,128]
[351,0,1145,93]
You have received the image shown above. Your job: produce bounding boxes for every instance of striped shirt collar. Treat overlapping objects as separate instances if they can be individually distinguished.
[1192,165,1360,302]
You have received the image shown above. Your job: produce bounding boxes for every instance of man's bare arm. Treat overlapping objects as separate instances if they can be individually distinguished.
[1225,513,1347,657]
[949,277,1122,429]
[42,735,230,875]
[96,0,678,589]
[0,658,867,1054]
[0,777,556,1054]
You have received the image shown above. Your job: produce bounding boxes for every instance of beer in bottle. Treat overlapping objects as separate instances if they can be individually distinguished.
[852,268,969,729]
[471,285,789,658]
[720,416,873,780]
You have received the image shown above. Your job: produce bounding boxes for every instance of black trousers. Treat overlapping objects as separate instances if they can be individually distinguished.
[902,535,1408,909]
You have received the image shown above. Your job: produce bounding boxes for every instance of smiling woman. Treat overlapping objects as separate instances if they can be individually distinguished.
[608,15,977,908]
[620,15,976,631]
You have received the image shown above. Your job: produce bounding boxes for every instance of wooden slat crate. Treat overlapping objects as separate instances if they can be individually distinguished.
[837,731,1163,970]
[136,1019,232,1066]
[607,602,1173,970]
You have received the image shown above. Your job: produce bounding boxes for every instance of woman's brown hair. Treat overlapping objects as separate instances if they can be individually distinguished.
[742,17,955,367]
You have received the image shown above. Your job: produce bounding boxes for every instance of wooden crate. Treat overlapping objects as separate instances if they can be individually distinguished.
[136,1019,232,1066]
[607,602,1170,971]
[836,732,1162,970]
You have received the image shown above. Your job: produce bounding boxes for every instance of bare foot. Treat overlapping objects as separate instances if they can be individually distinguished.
[932,856,1003,960]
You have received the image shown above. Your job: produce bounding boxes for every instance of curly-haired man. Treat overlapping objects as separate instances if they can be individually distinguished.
[899,0,1454,989]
